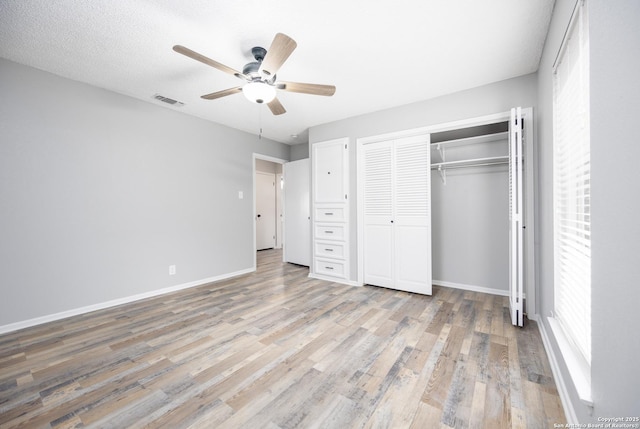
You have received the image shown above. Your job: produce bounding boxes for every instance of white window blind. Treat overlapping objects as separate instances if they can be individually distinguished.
[553,0,591,365]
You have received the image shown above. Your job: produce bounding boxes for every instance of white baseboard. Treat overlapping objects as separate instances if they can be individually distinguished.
[308,277,509,295]
[308,277,510,295]
[432,279,509,297]
[0,267,255,335]
[308,273,362,287]
[530,314,578,424]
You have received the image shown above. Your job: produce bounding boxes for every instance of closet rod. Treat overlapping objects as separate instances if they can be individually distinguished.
[431,156,509,169]
[430,160,508,170]
[431,157,507,184]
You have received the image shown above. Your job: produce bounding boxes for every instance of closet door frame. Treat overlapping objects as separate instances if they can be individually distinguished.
[356,107,536,315]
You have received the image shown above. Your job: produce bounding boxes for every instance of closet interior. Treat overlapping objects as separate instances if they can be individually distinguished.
[430,121,511,296]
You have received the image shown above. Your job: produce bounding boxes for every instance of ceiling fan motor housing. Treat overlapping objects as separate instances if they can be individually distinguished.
[243,48,277,83]
[242,61,261,77]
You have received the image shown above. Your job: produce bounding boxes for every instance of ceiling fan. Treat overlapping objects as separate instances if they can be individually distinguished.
[173,33,336,115]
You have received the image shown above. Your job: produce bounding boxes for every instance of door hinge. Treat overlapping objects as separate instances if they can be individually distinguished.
[345,194,348,200]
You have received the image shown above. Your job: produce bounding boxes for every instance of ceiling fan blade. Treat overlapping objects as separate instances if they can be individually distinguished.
[201,87,243,100]
[267,97,286,115]
[277,81,336,96]
[173,45,248,81]
[259,33,297,78]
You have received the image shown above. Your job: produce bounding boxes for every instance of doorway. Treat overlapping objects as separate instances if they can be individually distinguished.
[254,155,285,261]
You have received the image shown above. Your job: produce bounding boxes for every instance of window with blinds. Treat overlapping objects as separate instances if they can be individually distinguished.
[553,0,591,366]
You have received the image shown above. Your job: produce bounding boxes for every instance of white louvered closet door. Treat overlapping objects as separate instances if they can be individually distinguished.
[509,107,524,327]
[363,141,394,288]
[394,136,432,294]
[363,135,432,295]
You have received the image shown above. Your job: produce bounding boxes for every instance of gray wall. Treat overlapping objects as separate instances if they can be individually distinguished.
[536,0,640,420]
[0,58,289,327]
[309,73,537,283]
[289,143,309,161]
[256,159,283,174]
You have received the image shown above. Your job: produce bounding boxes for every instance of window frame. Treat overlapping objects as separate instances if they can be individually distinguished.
[550,0,592,406]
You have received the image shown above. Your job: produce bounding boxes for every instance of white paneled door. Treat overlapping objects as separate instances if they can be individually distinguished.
[283,159,311,266]
[276,173,283,249]
[362,135,432,295]
[256,171,276,250]
[313,140,347,203]
[509,107,524,327]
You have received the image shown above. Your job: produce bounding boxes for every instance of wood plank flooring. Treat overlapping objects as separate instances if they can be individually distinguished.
[0,249,564,428]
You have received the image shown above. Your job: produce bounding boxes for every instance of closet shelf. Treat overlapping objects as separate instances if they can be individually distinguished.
[431,156,509,170]
[431,156,508,185]
[430,131,508,148]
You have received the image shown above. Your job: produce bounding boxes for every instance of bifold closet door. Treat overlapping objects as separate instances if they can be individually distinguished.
[509,107,524,327]
[363,141,394,288]
[394,137,432,294]
[363,135,432,295]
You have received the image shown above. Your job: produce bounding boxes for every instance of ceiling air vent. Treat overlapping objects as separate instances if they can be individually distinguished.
[153,94,184,107]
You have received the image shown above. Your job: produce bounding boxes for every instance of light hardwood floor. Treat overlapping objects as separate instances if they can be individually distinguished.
[0,249,564,428]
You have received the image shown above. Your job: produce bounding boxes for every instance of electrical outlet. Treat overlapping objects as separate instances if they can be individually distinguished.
[238,191,244,199]
[169,265,176,275]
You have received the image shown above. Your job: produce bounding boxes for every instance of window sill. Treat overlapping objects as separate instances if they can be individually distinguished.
[548,317,593,407]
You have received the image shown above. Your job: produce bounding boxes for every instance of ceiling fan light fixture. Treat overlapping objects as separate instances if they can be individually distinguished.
[243,81,276,104]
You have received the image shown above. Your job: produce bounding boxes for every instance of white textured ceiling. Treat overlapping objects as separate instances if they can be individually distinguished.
[0,0,554,144]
